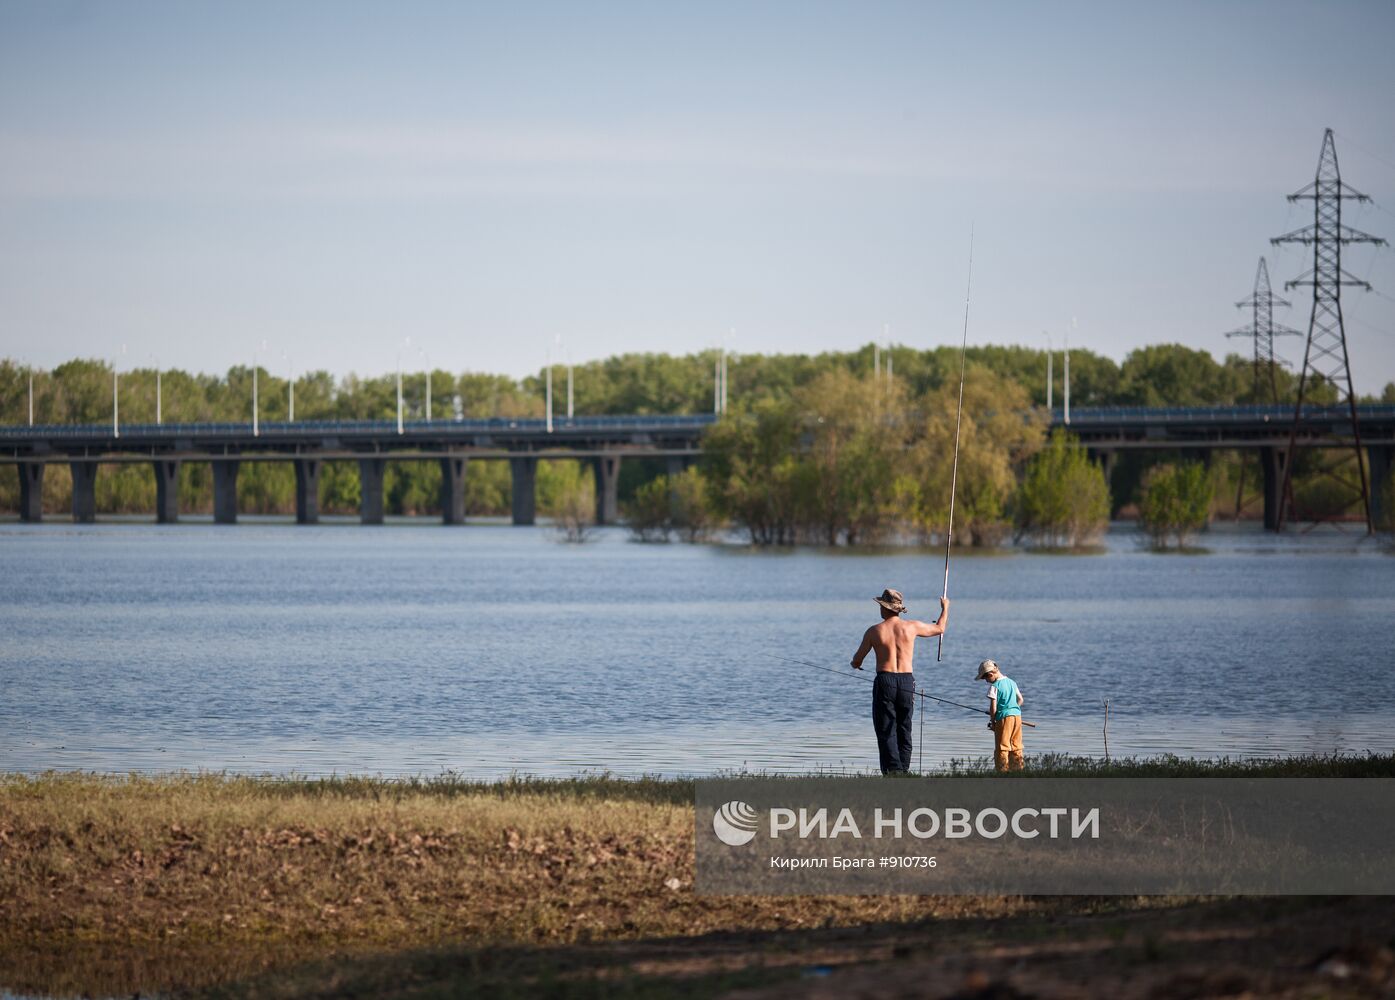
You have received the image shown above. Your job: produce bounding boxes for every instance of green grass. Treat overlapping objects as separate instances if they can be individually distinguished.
[938,751,1395,778]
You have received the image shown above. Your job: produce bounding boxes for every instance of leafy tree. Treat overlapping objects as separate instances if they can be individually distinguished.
[387,461,439,516]
[1117,344,1244,408]
[537,460,594,518]
[91,464,154,513]
[624,467,717,543]
[1223,352,1301,406]
[540,460,594,542]
[239,462,295,515]
[320,462,361,515]
[915,365,1046,546]
[1138,462,1212,548]
[669,466,716,542]
[457,372,542,419]
[624,478,673,542]
[792,369,916,545]
[1289,451,1366,521]
[1014,430,1110,548]
[702,398,804,544]
[465,461,510,516]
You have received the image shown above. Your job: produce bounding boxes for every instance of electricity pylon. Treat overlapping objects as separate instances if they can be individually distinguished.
[1224,257,1302,520]
[1225,257,1302,402]
[1270,129,1387,533]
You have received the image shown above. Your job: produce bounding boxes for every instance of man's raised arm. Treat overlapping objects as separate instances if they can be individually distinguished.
[913,597,950,638]
[851,629,874,670]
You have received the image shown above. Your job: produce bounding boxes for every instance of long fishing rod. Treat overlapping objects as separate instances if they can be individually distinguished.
[939,229,974,663]
[773,654,1036,727]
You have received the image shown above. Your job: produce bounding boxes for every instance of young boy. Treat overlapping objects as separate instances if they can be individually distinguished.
[977,659,1024,772]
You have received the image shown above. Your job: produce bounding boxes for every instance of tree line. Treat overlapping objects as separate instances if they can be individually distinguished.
[2,346,1392,530]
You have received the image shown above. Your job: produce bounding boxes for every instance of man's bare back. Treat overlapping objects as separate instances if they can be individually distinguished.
[852,597,949,674]
[854,589,950,774]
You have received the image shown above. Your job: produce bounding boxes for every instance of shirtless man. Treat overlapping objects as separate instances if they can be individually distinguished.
[851,589,950,774]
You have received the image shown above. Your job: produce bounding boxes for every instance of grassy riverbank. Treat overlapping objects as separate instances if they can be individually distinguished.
[3,756,1394,998]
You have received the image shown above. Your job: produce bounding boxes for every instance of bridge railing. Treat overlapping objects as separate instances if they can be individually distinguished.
[0,413,720,439]
[4,405,1393,439]
[1051,404,1395,423]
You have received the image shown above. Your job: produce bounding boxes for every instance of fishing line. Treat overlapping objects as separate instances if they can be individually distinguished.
[938,228,973,663]
[773,654,1037,727]
[774,655,988,716]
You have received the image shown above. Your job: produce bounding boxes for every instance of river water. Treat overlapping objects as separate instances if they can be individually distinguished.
[1,518,1391,777]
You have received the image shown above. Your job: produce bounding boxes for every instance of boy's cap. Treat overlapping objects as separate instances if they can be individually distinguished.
[976,659,999,679]
[874,588,906,614]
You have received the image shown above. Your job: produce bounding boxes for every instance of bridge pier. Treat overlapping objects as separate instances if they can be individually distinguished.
[592,455,621,525]
[440,456,467,525]
[295,459,322,524]
[70,462,97,523]
[153,460,180,523]
[358,458,386,524]
[212,461,240,524]
[510,457,536,526]
[1370,445,1394,529]
[18,462,44,522]
[1260,447,1285,531]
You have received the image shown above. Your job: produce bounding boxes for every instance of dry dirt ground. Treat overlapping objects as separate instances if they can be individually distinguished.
[3,771,1393,998]
[198,896,1393,999]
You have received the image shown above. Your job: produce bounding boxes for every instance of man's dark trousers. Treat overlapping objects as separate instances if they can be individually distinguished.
[872,672,916,774]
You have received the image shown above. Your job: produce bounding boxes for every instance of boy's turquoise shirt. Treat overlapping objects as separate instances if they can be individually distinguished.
[990,676,1021,721]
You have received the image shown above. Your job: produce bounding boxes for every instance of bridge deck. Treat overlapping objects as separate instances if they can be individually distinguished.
[3,404,1393,461]
[1053,404,1395,450]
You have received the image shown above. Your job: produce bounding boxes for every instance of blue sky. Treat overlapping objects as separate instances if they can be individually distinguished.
[2,0,1393,392]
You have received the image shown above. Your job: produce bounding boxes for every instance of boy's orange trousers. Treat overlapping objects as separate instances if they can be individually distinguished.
[993,716,1024,772]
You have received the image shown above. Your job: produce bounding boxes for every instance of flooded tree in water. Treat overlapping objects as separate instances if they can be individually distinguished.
[1014,430,1110,549]
[1138,462,1213,549]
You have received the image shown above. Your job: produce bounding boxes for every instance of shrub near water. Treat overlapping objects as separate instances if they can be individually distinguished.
[624,467,716,543]
[1138,462,1213,548]
[669,467,715,542]
[1013,430,1109,548]
[541,460,594,542]
[624,477,674,541]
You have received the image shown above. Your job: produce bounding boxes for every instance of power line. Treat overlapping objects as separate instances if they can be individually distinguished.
[1334,131,1395,178]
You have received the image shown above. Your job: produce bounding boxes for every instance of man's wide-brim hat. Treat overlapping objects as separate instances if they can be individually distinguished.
[874,588,906,614]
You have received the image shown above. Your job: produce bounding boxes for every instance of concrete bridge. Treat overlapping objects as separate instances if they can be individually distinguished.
[1058,403,1395,528]
[0,414,711,526]
[3,404,1392,527]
